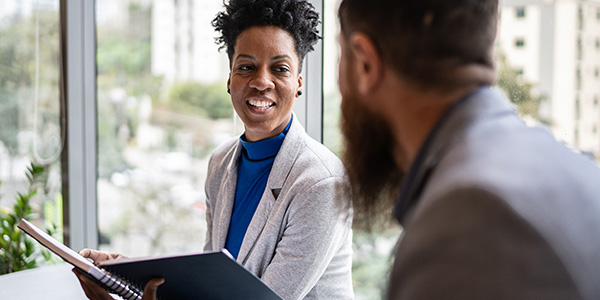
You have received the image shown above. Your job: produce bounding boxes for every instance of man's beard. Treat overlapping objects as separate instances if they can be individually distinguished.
[340,89,404,231]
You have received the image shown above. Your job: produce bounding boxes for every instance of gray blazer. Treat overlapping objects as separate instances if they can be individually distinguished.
[204,116,354,300]
[388,87,600,299]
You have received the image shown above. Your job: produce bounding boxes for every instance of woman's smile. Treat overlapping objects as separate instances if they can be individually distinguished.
[246,97,276,113]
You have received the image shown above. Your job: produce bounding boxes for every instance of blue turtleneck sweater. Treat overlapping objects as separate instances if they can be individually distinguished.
[225,117,292,259]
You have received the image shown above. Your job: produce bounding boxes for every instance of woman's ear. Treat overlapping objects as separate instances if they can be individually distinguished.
[349,33,383,95]
[296,74,303,98]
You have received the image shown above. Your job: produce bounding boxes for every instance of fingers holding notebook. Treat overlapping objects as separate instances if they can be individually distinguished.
[141,278,165,300]
[79,249,124,265]
[73,268,164,300]
[73,268,116,300]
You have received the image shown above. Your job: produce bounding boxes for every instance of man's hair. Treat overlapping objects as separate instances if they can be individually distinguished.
[339,0,499,89]
[213,0,321,70]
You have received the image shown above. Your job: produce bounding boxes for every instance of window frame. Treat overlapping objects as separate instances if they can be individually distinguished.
[61,0,98,250]
[515,6,526,19]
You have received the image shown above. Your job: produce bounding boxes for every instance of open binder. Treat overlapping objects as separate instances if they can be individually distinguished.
[17,218,282,300]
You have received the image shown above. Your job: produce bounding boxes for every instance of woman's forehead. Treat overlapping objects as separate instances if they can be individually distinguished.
[233,26,298,60]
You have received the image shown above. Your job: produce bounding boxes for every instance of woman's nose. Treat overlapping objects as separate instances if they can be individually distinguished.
[249,67,275,91]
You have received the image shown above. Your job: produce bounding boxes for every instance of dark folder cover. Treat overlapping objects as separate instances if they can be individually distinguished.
[99,250,282,300]
[18,218,280,300]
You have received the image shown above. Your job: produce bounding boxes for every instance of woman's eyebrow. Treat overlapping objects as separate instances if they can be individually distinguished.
[271,55,292,61]
[234,54,255,62]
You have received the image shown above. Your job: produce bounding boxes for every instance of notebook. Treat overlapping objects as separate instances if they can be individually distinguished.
[17,218,282,300]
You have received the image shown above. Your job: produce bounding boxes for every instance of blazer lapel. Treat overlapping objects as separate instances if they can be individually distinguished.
[237,115,304,263]
[213,141,243,250]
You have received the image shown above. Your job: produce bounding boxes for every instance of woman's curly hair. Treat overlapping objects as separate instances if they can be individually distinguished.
[212,0,321,70]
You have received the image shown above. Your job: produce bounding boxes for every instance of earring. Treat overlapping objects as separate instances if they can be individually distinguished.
[227,89,230,94]
[297,90,302,96]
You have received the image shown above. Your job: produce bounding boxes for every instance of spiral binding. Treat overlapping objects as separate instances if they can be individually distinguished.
[89,267,142,300]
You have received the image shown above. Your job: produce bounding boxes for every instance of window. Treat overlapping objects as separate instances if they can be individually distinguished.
[95,0,240,256]
[576,67,582,90]
[0,0,64,241]
[577,37,583,60]
[497,3,599,157]
[578,6,584,30]
[575,97,581,120]
[516,6,526,19]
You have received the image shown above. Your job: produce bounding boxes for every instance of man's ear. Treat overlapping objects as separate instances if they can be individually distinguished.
[349,33,383,95]
[227,77,231,92]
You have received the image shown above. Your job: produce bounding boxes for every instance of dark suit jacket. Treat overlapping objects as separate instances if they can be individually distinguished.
[388,87,600,299]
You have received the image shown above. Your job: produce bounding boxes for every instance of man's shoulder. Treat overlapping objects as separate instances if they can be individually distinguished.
[409,124,600,298]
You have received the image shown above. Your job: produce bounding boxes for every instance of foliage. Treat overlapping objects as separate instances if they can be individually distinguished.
[168,82,232,119]
[95,4,157,178]
[109,176,206,255]
[0,12,61,158]
[0,163,56,275]
[322,91,343,157]
[96,29,163,102]
[352,227,401,300]
[495,53,546,121]
[96,95,130,179]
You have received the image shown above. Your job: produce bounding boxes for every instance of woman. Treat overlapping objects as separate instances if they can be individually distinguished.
[75,1,353,299]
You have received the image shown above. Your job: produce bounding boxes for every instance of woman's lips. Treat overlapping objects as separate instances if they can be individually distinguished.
[247,98,275,112]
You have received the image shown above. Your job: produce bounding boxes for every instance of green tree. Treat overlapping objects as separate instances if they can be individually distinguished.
[168,82,232,119]
[0,12,61,178]
[95,3,161,178]
[495,53,546,121]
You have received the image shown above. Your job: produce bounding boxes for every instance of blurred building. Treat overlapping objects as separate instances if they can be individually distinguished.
[498,0,600,158]
[0,0,57,25]
[151,0,229,84]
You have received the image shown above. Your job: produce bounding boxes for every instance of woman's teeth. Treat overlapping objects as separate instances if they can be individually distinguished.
[248,99,274,109]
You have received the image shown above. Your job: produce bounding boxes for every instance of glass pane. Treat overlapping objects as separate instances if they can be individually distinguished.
[0,0,64,273]
[323,0,342,157]
[96,0,242,257]
[497,2,600,161]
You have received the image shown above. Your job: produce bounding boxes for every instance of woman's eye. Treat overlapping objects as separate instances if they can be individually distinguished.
[275,66,290,73]
[237,65,253,71]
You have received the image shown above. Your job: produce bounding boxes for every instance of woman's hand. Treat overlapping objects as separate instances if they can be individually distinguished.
[73,268,115,300]
[74,249,164,299]
[73,268,164,300]
[79,249,124,265]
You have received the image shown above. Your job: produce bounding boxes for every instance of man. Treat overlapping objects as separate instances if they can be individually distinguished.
[337,0,600,299]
